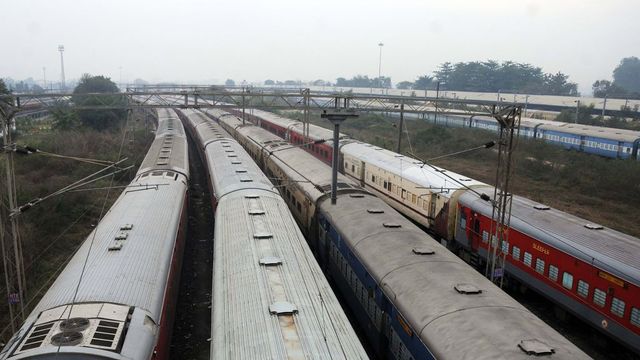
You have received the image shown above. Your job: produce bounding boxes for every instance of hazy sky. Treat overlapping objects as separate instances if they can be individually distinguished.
[3,0,639,94]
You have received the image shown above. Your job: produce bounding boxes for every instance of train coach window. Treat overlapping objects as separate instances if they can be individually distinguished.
[577,280,589,298]
[512,246,520,260]
[523,252,532,267]
[501,240,509,254]
[611,297,626,318]
[352,164,355,173]
[412,194,417,204]
[535,258,545,274]
[593,288,607,307]
[372,175,376,183]
[631,308,640,327]
[562,272,574,290]
[549,265,559,282]
[383,180,387,189]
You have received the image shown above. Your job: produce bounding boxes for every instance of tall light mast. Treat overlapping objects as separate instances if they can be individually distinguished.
[58,45,66,91]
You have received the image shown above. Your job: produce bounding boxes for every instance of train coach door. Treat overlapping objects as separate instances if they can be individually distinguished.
[428,193,437,227]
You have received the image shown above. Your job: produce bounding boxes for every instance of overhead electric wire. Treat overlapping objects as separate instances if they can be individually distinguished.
[57,109,133,356]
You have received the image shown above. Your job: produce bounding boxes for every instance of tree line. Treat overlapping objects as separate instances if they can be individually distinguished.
[398,61,578,96]
[592,57,640,100]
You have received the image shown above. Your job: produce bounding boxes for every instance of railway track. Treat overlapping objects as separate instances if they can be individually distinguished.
[170,137,213,360]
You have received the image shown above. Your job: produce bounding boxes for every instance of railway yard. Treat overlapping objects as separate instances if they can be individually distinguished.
[4,1,640,358]
[0,103,639,360]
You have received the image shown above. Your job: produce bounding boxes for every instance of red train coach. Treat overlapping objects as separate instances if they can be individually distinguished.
[456,188,640,353]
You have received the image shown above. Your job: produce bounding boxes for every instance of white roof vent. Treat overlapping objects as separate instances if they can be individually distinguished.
[454,283,482,294]
[518,339,555,356]
[259,257,282,266]
[585,224,604,230]
[269,302,298,315]
[533,204,550,210]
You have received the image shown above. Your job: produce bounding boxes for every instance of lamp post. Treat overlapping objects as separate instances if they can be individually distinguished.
[378,42,384,90]
[58,45,65,91]
[524,95,530,117]
[575,100,580,124]
[321,110,359,205]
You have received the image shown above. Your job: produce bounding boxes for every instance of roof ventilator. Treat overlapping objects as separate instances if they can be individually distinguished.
[533,204,550,210]
[367,209,384,214]
[383,223,402,228]
[269,301,298,315]
[349,194,365,198]
[244,194,260,199]
[584,224,604,230]
[254,232,273,239]
[249,209,265,215]
[259,256,283,266]
[412,247,435,255]
[518,339,555,356]
[454,284,482,294]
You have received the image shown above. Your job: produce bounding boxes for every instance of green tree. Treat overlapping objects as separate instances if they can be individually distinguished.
[72,74,126,131]
[51,101,80,130]
[592,79,628,98]
[396,81,413,90]
[434,62,453,84]
[414,75,434,90]
[225,79,236,86]
[0,79,11,95]
[555,104,595,124]
[264,79,275,86]
[613,57,640,94]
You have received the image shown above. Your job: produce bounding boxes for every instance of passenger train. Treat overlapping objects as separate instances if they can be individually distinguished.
[0,108,189,359]
[385,111,640,160]
[177,109,367,359]
[207,108,589,359]
[234,108,640,355]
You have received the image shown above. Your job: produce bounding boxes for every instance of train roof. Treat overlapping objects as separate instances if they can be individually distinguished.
[186,112,276,197]
[182,111,367,358]
[474,115,640,142]
[540,122,640,142]
[29,171,188,323]
[341,142,486,198]
[213,190,367,358]
[459,188,640,286]
[220,118,362,203]
[318,192,587,359]
[137,109,189,177]
[247,108,348,143]
[156,108,186,137]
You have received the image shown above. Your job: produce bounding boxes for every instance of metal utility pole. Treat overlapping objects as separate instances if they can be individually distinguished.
[302,89,310,144]
[42,67,46,91]
[0,102,27,334]
[575,100,580,124]
[321,110,358,205]
[241,87,246,125]
[486,105,521,288]
[58,45,66,91]
[602,95,607,117]
[524,95,529,117]
[396,102,404,153]
[434,81,441,124]
[378,43,384,89]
